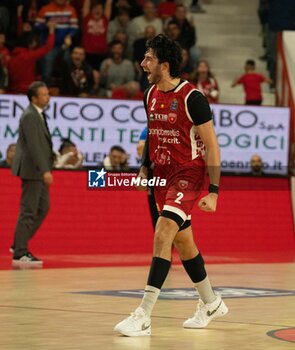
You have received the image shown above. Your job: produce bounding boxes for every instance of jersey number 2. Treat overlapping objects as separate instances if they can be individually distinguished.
[151,98,156,111]
[175,192,184,204]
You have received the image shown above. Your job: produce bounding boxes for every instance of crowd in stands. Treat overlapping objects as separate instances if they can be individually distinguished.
[257,0,295,85]
[2,1,294,173]
[1,1,294,100]
[0,0,214,99]
[0,139,130,170]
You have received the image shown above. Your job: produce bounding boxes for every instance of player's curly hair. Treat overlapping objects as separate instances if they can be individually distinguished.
[146,34,182,78]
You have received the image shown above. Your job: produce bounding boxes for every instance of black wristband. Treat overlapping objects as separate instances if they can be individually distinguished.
[208,184,219,194]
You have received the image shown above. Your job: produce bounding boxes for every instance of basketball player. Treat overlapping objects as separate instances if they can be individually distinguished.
[114,34,228,336]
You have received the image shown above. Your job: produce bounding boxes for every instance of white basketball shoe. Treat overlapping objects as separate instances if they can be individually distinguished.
[114,307,151,337]
[183,294,228,328]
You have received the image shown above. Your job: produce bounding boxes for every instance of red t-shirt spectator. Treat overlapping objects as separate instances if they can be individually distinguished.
[8,33,54,94]
[237,73,266,102]
[196,78,219,104]
[158,2,177,20]
[82,14,109,54]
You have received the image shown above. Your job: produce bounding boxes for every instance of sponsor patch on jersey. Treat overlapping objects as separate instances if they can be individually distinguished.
[150,113,169,122]
[170,98,178,111]
[168,113,177,124]
[178,180,188,190]
[71,287,295,300]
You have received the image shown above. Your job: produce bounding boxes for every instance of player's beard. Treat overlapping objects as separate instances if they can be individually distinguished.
[148,66,162,85]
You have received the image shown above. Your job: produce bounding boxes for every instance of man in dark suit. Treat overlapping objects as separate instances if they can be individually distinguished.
[12,81,54,267]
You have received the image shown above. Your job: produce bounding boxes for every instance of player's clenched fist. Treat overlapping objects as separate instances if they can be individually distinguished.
[198,193,218,212]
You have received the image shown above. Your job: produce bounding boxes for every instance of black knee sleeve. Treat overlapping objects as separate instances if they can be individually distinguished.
[147,257,171,289]
[182,253,207,283]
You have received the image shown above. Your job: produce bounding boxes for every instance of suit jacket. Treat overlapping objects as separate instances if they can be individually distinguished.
[12,104,54,180]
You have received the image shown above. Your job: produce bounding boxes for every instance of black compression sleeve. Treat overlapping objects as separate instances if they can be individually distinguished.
[187,90,212,126]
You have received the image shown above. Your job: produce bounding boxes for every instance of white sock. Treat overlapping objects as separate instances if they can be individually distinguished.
[139,285,160,317]
[194,276,216,304]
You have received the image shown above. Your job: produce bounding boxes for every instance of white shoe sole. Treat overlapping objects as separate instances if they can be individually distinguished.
[114,325,151,337]
[183,302,229,329]
[12,260,43,267]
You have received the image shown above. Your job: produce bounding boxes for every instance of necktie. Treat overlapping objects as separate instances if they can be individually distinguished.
[41,112,50,134]
[41,112,53,148]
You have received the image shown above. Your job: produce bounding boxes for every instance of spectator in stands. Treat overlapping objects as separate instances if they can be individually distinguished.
[231,59,273,105]
[82,0,112,70]
[35,0,79,85]
[0,62,8,93]
[113,29,132,59]
[0,31,9,93]
[8,20,56,94]
[112,81,144,100]
[103,145,129,171]
[166,19,199,64]
[0,143,16,167]
[190,60,219,104]
[168,4,200,66]
[111,0,142,19]
[54,138,83,169]
[166,20,181,41]
[133,25,156,91]
[0,32,10,68]
[250,154,264,176]
[90,69,108,98]
[17,4,33,37]
[108,10,131,44]
[180,48,193,81]
[129,1,163,48]
[100,40,135,92]
[17,1,49,32]
[60,46,93,97]
[158,1,177,21]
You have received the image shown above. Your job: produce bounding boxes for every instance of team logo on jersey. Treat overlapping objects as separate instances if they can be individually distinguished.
[168,113,177,124]
[154,147,171,165]
[149,113,155,121]
[170,98,178,111]
[178,180,188,190]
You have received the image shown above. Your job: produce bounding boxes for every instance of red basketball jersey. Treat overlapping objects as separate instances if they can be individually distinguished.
[145,80,210,167]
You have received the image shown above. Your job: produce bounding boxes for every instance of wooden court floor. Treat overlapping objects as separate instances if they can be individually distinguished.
[0,262,294,350]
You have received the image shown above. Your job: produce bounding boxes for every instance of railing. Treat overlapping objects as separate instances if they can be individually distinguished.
[276,32,295,144]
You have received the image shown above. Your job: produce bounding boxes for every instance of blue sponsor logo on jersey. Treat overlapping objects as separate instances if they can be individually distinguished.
[170,98,178,111]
